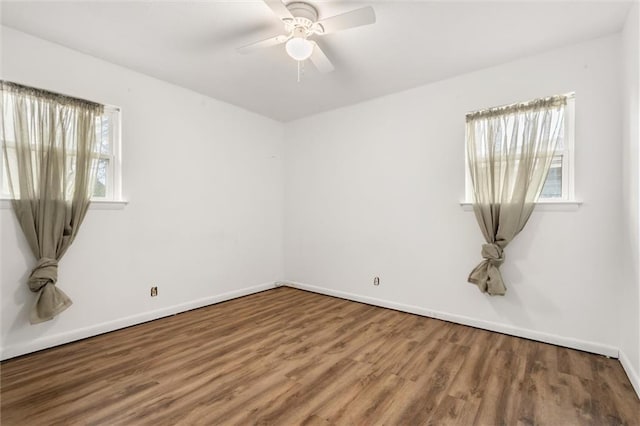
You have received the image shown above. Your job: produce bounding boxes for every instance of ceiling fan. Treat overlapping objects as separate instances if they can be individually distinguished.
[237,0,376,74]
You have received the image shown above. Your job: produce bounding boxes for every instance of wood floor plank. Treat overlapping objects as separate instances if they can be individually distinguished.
[390,342,470,424]
[426,395,479,426]
[1,287,638,425]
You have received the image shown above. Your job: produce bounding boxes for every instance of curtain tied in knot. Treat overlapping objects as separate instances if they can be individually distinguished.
[28,257,58,292]
[481,243,504,266]
[468,243,507,296]
[27,257,72,324]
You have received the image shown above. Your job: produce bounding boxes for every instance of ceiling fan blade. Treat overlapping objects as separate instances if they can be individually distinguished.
[237,34,289,54]
[263,0,293,20]
[316,6,376,34]
[310,42,335,73]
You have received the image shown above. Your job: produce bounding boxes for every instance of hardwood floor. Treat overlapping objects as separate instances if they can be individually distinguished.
[1,287,638,425]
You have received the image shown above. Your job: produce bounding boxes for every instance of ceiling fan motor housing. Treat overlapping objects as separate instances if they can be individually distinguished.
[284,2,324,36]
[286,2,318,22]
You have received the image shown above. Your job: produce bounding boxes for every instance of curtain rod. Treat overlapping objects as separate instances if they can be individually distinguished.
[466,92,574,122]
[0,80,118,111]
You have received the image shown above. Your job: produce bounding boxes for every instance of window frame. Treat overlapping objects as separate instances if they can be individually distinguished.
[464,94,576,204]
[92,105,122,202]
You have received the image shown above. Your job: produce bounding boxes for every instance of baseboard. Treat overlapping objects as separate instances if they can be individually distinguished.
[4,279,632,396]
[281,281,620,358]
[619,349,640,399]
[0,281,277,361]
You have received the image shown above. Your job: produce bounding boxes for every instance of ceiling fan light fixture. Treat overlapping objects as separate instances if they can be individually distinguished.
[285,37,314,61]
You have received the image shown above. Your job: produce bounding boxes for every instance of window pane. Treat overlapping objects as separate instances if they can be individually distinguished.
[1,146,19,197]
[540,156,562,199]
[93,158,109,198]
[1,151,12,197]
[472,108,564,159]
[553,109,565,150]
[95,115,111,155]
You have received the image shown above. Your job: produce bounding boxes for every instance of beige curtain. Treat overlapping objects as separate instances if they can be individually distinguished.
[466,95,567,295]
[1,81,104,323]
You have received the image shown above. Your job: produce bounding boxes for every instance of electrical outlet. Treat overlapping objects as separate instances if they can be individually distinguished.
[150,286,158,297]
[373,277,380,286]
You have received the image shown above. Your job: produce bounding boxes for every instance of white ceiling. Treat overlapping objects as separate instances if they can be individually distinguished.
[0,0,633,121]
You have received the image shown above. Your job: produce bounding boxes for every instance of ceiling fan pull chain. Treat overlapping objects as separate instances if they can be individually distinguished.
[297,60,301,83]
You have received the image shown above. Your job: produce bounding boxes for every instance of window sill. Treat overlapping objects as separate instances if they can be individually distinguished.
[1,199,128,210]
[459,200,582,212]
[89,200,129,210]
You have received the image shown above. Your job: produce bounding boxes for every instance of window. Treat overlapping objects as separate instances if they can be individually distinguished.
[92,106,122,201]
[1,99,122,202]
[465,94,575,203]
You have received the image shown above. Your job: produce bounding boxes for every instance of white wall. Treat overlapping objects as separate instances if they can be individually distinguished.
[0,26,284,359]
[1,22,636,396]
[621,2,640,395]
[284,35,623,356]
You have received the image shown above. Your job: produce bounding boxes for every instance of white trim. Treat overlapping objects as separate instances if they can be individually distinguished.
[88,199,128,210]
[619,349,640,399]
[459,200,582,212]
[0,281,277,361]
[280,280,619,358]
[3,281,635,398]
[108,105,123,202]
[563,97,576,201]
[0,198,128,210]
